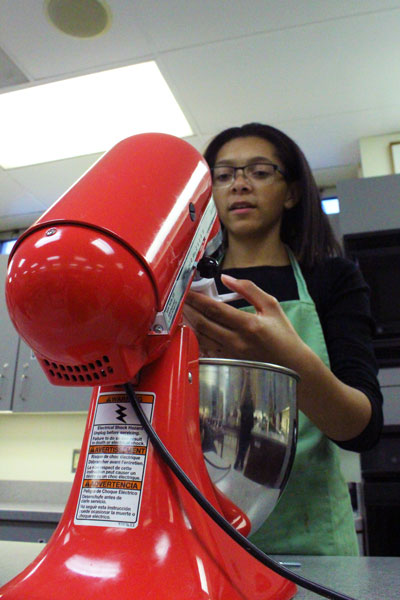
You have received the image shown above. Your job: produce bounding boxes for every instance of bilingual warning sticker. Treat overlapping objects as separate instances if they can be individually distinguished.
[75,390,155,528]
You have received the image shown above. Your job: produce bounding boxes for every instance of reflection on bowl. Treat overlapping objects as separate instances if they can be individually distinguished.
[199,358,298,534]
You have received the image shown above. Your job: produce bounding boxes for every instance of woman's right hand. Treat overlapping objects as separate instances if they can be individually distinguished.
[183,273,372,442]
[183,274,307,368]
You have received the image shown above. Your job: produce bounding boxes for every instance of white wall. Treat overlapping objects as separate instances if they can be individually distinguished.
[0,412,86,482]
[360,132,400,178]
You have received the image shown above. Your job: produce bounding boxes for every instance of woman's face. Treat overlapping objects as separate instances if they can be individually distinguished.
[212,136,296,241]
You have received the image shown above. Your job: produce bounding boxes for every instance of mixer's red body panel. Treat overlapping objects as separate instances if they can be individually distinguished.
[6,225,158,383]
[9,133,212,311]
[5,133,216,383]
[1,133,296,599]
[0,326,295,600]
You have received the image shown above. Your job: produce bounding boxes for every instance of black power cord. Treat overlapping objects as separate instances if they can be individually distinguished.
[125,383,359,600]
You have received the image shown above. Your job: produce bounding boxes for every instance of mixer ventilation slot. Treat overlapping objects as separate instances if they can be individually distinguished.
[44,356,114,383]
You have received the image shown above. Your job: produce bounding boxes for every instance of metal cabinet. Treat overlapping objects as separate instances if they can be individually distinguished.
[13,340,91,412]
[337,173,400,236]
[378,368,400,426]
[0,516,59,543]
[1,254,91,413]
[0,255,19,411]
[361,425,400,556]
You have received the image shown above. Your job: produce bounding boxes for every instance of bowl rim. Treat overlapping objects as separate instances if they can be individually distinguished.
[198,357,300,381]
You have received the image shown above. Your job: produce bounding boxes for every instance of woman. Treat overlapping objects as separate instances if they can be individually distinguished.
[184,123,383,555]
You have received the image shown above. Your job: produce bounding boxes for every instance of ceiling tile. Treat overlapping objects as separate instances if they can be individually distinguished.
[0,168,47,224]
[6,153,103,208]
[0,46,29,89]
[134,0,400,53]
[158,9,400,137]
[0,1,152,80]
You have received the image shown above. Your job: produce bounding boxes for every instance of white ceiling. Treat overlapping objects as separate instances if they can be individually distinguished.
[1,0,400,231]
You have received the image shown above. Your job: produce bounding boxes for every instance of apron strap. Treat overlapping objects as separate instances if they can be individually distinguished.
[286,247,312,304]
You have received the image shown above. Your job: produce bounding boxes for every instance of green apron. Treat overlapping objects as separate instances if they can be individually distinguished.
[245,250,359,556]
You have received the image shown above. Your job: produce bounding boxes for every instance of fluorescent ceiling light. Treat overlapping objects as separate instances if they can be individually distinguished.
[0,61,193,169]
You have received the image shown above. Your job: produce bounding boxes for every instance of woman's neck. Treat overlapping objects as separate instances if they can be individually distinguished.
[222,235,290,269]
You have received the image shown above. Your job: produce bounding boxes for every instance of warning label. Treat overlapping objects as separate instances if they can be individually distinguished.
[75,390,154,528]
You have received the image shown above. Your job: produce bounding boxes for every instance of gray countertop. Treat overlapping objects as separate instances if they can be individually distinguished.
[0,540,399,599]
[0,480,70,522]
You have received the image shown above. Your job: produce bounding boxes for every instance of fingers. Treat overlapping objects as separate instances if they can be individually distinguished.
[185,286,243,324]
[183,293,250,358]
[185,275,282,336]
[184,275,302,365]
[221,274,280,315]
[183,301,237,345]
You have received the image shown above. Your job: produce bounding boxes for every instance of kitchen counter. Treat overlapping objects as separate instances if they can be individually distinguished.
[0,481,71,542]
[0,481,71,515]
[0,540,399,598]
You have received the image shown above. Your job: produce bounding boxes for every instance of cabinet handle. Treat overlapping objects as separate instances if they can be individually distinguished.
[0,363,9,399]
[20,373,29,401]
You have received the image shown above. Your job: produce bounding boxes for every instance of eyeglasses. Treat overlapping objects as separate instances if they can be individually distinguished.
[211,162,286,188]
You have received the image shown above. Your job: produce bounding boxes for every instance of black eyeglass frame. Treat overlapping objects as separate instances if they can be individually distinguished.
[211,162,287,186]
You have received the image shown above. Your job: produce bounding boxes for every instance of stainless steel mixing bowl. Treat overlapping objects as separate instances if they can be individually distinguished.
[199,358,298,534]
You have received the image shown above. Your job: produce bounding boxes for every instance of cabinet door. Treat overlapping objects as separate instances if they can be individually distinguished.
[0,518,58,543]
[0,255,19,411]
[378,368,400,425]
[13,340,91,412]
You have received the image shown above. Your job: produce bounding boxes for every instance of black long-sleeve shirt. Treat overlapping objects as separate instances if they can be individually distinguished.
[215,256,383,452]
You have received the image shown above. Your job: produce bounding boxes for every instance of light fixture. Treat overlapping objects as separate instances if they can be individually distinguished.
[0,62,193,169]
[44,0,112,38]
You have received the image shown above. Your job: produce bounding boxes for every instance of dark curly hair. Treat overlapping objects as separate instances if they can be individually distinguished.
[204,122,341,268]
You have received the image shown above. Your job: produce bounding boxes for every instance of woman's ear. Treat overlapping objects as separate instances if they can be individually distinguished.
[284,183,300,210]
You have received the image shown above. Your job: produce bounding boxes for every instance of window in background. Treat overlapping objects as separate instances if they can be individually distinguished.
[322,197,340,215]
[0,239,17,255]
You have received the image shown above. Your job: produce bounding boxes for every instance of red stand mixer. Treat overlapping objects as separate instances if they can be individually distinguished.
[1,133,298,599]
